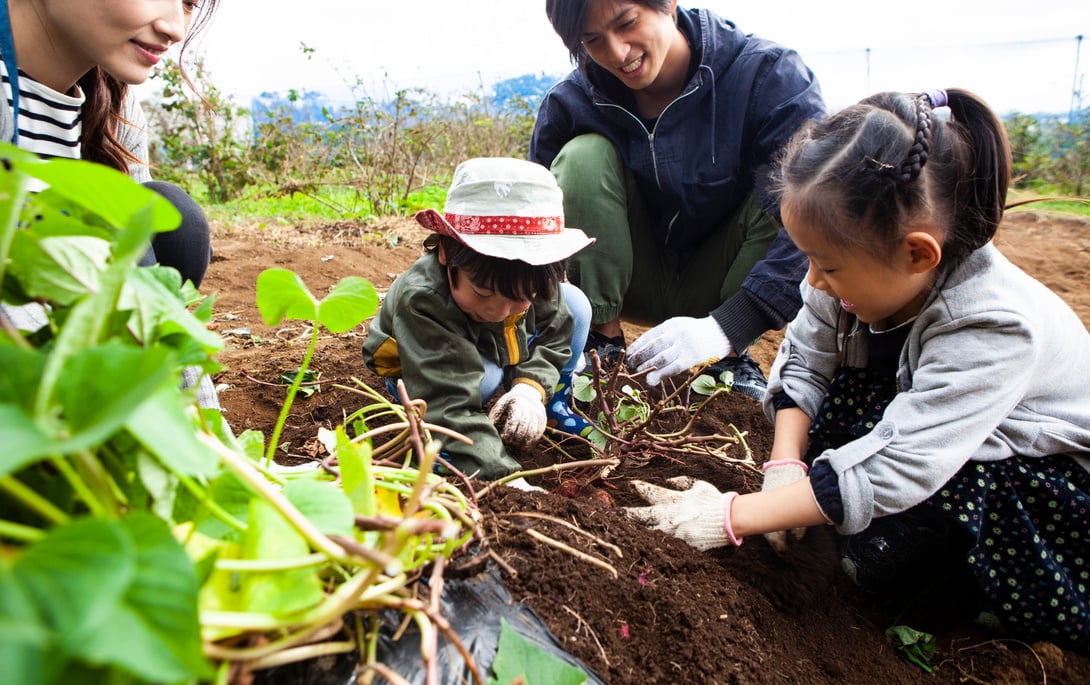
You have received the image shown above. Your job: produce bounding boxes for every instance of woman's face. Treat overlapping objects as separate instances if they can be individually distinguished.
[579,0,680,93]
[38,0,199,88]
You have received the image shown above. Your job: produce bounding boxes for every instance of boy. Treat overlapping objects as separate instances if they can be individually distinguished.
[363,157,596,480]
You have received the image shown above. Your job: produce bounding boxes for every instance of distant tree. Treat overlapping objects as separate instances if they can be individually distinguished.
[492,73,561,112]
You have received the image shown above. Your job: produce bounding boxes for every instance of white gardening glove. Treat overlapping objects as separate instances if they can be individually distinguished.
[760,460,809,554]
[625,477,741,551]
[626,316,732,386]
[488,383,547,448]
[506,476,547,493]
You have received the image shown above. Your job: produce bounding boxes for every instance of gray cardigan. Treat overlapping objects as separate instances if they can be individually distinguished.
[0,85,151,182]
[765,242,1090,535]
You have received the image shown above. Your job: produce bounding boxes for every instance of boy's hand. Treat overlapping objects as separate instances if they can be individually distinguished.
[489,383,547,448]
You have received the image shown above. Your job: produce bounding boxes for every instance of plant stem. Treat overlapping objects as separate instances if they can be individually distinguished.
[49,455,107,517]
[0,476,69,525]
[0,519,45,542]
[264,323,321,466]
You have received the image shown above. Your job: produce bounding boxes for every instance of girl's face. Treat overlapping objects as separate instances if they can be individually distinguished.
[580,0,681,94]
[37,0,198,89]
[783,206,938,328]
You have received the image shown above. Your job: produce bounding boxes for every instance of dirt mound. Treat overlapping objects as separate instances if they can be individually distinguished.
[206,210,1090,683]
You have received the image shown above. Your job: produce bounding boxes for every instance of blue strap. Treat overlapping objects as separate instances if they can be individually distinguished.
[0,1,19,143]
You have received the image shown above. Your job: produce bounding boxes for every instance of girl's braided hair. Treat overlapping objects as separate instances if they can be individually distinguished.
[774,88,1012,269]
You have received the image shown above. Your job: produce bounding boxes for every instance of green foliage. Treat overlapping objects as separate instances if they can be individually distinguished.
[145,57,253,203]
[0,144,476,683]
[489,618,588,685]
[141,45,539,219]
[885,625,936,673]
[1005,109,1090,196]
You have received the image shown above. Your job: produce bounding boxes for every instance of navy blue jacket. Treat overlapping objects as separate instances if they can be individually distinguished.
[530,7,825,347]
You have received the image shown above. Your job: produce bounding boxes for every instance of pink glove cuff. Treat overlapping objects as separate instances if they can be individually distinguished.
[762,459,808,473]
[723,491,743,547]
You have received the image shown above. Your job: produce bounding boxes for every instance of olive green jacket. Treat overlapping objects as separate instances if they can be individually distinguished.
[363,253,572,479]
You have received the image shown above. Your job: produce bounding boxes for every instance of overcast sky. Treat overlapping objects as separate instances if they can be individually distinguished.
[189,1,1089,115]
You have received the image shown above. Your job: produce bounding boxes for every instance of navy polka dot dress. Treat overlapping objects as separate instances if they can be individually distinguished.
[806,323,1090,651]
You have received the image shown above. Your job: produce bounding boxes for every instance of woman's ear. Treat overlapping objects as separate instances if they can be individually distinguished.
[436,242,448,266]
[902,231,942,273]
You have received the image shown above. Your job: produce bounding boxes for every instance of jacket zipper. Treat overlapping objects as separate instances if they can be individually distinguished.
[594,84,701,245]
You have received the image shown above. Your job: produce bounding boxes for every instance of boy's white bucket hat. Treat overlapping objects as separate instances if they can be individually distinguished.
[415,157,595,265]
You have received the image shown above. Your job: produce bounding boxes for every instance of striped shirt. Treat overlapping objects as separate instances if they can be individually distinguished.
[0,60,84,159]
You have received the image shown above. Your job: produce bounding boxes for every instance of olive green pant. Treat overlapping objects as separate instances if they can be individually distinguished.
[550,133,780,327]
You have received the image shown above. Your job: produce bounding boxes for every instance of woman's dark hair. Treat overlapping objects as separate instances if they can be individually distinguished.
[545,0,676,72]
[775,88,1011,269]
[80,0,220,173]
[427,235,566,303]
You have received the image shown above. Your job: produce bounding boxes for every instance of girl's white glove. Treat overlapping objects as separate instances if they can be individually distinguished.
[489,383,546,448]
[625,477,739,551]
[760,460,809,554]
[626,316,731,386]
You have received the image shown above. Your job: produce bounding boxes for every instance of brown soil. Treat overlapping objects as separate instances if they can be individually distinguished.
[206,210,1090,684]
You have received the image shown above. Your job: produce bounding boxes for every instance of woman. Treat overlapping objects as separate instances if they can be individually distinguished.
[0,0,219,287]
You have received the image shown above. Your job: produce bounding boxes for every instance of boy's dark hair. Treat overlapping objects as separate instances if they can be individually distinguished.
[427,235,566,303]
[775,88,1011,270]
[545,0,677,73]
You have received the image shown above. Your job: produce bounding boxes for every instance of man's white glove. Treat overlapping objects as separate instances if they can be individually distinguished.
[489,383,546,448]
[626,316,732,386]
[625,477,741,551]
[760,460,809,554]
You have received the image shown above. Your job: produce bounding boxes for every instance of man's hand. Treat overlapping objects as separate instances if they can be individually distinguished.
[626,316,731,386]
[760,460,809,554]
[489,383,546,448]
[625,477,738,551]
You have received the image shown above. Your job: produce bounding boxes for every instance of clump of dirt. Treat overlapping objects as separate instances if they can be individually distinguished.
[206,210,1090,684]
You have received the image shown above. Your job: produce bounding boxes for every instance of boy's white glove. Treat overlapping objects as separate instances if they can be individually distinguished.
[626,316,731,386]
[625,477,739,551]
[489,383,546,448]
[760,460,809,554]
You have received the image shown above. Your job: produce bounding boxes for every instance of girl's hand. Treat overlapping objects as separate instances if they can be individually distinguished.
[625,477,738,550]
[760,460,810,553]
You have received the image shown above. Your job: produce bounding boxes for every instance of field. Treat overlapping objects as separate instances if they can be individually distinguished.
[206,210,1090,684]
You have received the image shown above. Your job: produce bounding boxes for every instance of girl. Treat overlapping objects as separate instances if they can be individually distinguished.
[627,88,1090,651]
[0,0,219,287]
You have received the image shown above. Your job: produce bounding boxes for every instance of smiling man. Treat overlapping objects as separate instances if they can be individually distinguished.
[530,0,825,397]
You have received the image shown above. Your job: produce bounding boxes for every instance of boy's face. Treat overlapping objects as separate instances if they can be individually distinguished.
[439,248,532,324]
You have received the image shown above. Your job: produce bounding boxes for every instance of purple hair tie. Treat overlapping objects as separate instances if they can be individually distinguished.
[924,89,948,108]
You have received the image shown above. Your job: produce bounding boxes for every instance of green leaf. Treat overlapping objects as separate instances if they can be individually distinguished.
[125,384,218,477]
[690,374,722,396]
[240,498,324,614]
[0,345,46,411]
[120,267,223,353]
[12,518,134,655]
[256,268,318,326]
[20,157,180,237]
[283,479,355,537]
[58,342,173,439]
[885,624,936,673]
[8,233,109,304]
[0,566,57,685]
[337,426,376,516]
[194,471,254,542]
[489,618,587,685]
[76,514,213,682]
[572,374,597,403]
[316,276,378,333]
